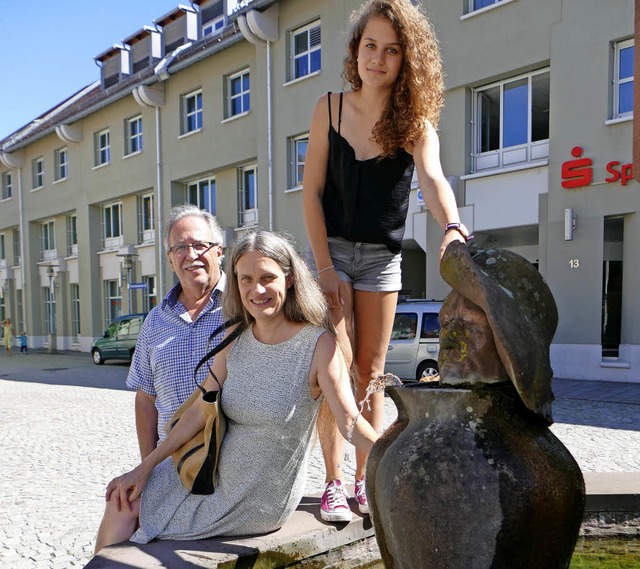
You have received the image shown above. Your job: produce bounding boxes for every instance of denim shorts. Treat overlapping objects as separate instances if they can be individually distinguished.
[306,236,402,292]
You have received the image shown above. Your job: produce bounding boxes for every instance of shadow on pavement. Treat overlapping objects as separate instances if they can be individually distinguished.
[0,351,131,391]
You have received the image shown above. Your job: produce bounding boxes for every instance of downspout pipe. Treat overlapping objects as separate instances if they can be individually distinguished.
[238,6,279,231]
[266,40,274,231]
[0,151,26,331]
[154,106,164,299]
[133,83,166,299]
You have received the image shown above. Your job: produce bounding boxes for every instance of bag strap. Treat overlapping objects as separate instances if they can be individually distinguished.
[192,317,244,395]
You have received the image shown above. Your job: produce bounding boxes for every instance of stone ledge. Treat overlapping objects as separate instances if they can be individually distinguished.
[86,473,640,568]
[85,496,376,568]
[583,472,640,513]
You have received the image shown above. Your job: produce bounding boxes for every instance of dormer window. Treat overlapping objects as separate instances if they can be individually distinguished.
[96,45,130,89]
[201,0,225,36]
[157,5,197,56]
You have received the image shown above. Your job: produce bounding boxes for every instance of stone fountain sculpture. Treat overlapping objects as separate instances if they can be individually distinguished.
[366,241,586,569]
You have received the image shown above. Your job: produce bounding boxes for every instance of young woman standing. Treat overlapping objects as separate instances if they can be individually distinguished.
[302,0,468,522]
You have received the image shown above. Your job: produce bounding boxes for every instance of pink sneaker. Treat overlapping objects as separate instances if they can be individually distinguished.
[320,479,353,522]
[354,477,369,514]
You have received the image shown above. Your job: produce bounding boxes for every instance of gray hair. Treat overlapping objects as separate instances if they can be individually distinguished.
[163,204,224,250]
[223,230,333,331]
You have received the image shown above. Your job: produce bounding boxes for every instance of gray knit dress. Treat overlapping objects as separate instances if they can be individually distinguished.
[130,324,325,543]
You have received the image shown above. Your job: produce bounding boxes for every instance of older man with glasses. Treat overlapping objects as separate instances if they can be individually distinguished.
[126,203,226,460]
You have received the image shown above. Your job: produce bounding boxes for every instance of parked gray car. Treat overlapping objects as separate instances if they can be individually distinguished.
[91,313,147,365]
[384,300,442,381]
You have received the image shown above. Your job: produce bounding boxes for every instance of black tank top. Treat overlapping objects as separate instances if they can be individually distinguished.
[322,92,415,254]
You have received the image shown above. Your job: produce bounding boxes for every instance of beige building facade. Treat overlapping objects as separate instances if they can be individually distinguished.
[0,0,637,383]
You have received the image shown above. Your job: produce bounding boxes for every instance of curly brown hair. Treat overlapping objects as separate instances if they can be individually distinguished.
[342,0,444,158]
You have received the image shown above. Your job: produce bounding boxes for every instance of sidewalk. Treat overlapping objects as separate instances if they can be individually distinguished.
[553,376,640,405]
[1,351,638,568]
[551,377,640,539]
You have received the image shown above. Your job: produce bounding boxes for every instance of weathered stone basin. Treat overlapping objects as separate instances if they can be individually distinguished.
[366,381,585,569]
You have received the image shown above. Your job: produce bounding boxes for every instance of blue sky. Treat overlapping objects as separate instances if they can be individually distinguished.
[0,1,181,140]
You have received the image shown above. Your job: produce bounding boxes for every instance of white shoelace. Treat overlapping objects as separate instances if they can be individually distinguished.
[325,483,348,509]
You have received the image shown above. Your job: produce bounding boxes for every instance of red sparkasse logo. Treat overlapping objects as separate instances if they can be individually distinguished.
[561,146,633,189]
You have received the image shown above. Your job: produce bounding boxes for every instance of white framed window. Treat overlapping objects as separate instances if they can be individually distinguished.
[104,279,122,328]
[613,39,634,119]
[238,164,257,227]
[181,89,203,134]
[43,285,56,336]
[202,0,225,36]
[32,157,44,189]
[102,202,123,249]
[187,177,216,214]
[472,68,549,172]
[288,133,309,189]
[137,193,155,243]
[469,0,503,11]
[125,115,143,155]
[54,147,68,181]
[66,214,78,256]
[290,21,321,81]
[41,220,56,260]
[12,228,20,265]
[1,171,12,199]
[143,275,157,312]
[70,284,81,340]
[227,68,250,118]
[94,129,111,166]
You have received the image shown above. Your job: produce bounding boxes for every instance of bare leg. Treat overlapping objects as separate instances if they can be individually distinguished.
[319,281,354,483]
[352,290,398,480]
[94,492,140,554]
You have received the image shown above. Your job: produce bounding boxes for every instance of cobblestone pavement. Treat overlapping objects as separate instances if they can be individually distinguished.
[1,351,639,568]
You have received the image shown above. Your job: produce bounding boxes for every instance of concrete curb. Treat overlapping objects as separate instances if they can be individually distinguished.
[86,496,375,568]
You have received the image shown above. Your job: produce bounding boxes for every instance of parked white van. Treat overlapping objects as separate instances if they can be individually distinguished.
[384,299,443,382]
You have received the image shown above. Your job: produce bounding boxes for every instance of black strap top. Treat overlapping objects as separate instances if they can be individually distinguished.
[322,92,415,254]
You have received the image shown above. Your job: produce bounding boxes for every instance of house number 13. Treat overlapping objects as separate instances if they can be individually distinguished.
[569,259,580,268]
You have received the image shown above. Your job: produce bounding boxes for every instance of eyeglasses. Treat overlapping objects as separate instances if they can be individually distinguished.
[167,241,218,255]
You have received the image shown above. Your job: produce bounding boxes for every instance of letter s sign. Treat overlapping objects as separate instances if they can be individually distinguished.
[561,146,593,189]
[605,161,634,186]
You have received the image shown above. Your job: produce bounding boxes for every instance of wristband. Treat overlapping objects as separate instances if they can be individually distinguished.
[318,264,335,274]
[445,222,472,242]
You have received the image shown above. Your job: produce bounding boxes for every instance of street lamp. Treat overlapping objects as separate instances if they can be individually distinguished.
[116,251,138,314]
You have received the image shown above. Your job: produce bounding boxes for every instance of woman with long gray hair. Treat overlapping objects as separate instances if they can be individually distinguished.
[95,229,377,551]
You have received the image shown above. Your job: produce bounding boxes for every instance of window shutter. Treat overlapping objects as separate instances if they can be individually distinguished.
[310,25,321,47]
[202,1,223,24]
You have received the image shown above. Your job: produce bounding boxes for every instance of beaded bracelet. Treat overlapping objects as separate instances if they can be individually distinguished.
[318,264,335,274]
[346,413,360,444]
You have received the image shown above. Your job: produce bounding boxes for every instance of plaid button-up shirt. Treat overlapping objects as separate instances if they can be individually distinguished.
[126,273,226,441]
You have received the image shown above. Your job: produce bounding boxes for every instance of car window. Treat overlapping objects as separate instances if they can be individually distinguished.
[129,317,143,335]
[420,313,440,339]
[105,322,118,338]
[391,313,418,340]
[117,319,131,336]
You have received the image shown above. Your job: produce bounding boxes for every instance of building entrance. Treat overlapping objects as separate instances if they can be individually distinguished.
[601,217,624,358]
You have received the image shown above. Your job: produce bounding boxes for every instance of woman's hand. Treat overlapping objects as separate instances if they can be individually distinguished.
[319,267,342,311]
[105,463,151,511]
